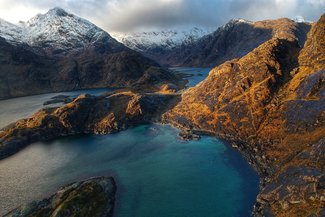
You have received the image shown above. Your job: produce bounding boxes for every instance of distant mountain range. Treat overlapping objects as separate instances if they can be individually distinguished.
[112,27,214,52]
[114,18,311,67]
[0,8,179,99]
[0,8,312,99]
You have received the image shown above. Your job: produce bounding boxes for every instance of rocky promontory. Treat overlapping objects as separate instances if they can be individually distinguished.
[4,177,116,217]
[0,91,180,160]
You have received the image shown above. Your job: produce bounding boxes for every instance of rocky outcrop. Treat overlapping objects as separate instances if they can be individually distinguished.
[256,139,325,217]
[163,14,325,216]
[133,18,310,67]
[0,91,180,159]
[0,8,180,99]
[4,177,116,217]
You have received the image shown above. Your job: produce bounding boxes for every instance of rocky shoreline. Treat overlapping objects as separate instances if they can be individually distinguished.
[164,120,325,216]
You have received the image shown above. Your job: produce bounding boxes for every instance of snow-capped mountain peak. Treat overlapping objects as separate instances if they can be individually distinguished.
[0,7,119,54]
[221,18,252,31]
[48,7,69,16]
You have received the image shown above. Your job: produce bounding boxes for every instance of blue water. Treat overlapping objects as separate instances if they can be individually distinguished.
[170,67,212,87]
[0,68,259,216]
[0,124,259,216]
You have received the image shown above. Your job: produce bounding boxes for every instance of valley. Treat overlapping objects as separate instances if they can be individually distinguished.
[0,7,324,217]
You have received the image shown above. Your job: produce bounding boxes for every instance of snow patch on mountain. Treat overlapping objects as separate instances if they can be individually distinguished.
[0,18,25,43]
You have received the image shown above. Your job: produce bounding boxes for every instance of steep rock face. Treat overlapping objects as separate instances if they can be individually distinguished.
[0,8,179,99]
[5,177,116,217]
[0,92,180,159]
[124,18,310,67]
[163,14,325,216]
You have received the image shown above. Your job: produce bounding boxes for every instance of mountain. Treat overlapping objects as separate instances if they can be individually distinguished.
[0,7,124,56]
[115,18,311,67]
[112,27,214,66]
[112,27,213,51]
[163,13,324,216]
[0,8,180,99]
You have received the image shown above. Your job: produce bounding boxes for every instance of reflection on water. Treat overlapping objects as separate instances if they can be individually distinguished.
[0,124,259,217]
[0,88,108,129]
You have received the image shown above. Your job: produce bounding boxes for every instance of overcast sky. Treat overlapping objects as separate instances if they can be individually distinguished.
[0,0,324,33]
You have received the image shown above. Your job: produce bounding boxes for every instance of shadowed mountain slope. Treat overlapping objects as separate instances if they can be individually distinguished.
[0,8,180,99]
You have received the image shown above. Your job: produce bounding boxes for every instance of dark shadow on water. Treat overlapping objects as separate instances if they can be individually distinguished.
[222,141,260,217]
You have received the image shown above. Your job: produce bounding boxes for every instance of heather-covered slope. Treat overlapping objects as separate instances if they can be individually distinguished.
[163,14,325,216]
[0,8,180,99]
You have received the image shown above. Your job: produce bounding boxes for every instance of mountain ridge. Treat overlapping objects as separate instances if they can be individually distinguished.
[115,17,311,67]
[112,27,214,51]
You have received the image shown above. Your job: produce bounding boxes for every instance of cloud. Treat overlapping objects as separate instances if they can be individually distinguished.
[0,0,324,33]
[100,0,230,31]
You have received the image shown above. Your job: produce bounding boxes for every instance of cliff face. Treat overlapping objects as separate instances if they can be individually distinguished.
[0,8,180,99]
[163,14,325,216]
[4,177,116,217]
[131,18,310,67]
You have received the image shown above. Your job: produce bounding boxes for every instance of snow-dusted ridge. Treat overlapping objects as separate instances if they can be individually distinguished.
[111,19,256,52]
[0,7,119,53]
[112,27,215,52]
[0,18,25,43]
